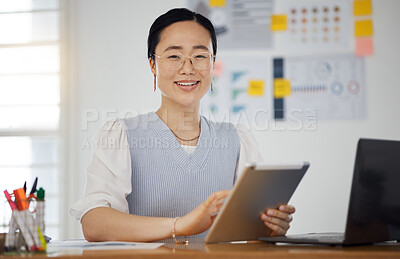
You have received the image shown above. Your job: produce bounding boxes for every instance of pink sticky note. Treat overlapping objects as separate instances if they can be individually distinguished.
[213,60,224,76]
[355,37,374,56]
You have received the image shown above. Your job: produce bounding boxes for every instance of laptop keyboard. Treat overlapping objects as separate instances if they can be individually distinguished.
[292,233,345,242]
[260,232,346,244]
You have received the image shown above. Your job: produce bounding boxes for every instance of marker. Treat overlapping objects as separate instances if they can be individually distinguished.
[36,188,45,233]
[37,228,47,250]
[4,190,16,210]
[3,191,17,251]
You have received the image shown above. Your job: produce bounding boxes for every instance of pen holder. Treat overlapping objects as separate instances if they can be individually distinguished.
[3,197,46,254]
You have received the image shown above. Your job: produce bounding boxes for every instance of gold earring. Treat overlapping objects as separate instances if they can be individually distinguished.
[211,82,213,92]
[154,75,156,91]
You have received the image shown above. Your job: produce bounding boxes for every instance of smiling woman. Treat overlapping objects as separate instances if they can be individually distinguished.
[69,8,295,243]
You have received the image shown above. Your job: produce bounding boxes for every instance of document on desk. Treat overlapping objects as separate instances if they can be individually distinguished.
[47,240,163,250]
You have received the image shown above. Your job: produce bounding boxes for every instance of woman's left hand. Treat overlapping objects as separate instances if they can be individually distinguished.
[260,205,295,236]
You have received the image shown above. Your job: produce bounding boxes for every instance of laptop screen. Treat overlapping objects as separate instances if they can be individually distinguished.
[345,138,400,244]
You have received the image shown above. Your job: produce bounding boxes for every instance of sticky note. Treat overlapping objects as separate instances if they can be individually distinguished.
[355,20,373,37]
[209,0,226,7]
[247,80,264,96]
[355,37,374,56]
[271,14,287,31]
[354,0,372,16]
[213,60,224,76]
[274,79,291,98]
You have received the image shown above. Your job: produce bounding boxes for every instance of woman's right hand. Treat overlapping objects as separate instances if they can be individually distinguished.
[175,190,230,236]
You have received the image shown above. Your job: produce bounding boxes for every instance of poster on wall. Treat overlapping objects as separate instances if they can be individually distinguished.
[274,55,366,121]
[201,56,272,124]
[277,0,351,50]
[188,0,274,49]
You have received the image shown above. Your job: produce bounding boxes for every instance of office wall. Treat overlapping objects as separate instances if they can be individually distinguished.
[65,0,400,238]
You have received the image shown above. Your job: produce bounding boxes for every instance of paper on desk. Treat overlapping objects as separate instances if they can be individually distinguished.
[47,239,163,250]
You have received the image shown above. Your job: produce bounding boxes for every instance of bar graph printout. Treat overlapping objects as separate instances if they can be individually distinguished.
[279,55,366,120]
[189,0,274,49]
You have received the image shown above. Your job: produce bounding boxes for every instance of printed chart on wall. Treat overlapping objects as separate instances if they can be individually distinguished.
[188,0,274,49]
[274,55,366,121]
[201,57,271,123]
[277,0,351,50]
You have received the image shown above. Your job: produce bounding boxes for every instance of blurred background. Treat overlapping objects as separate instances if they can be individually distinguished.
[0,0,399,240]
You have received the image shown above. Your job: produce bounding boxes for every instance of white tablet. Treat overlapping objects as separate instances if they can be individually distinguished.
[205,162,310,243]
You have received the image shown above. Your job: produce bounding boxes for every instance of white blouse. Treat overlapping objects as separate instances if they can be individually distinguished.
[69,119,263,221]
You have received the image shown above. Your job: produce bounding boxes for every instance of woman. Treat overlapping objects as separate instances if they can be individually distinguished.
[70,8,295,242]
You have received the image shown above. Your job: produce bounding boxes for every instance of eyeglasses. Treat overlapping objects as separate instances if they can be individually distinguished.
[153,52,213,71]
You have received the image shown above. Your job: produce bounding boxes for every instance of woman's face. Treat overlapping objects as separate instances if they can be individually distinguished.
[150,21,214,107]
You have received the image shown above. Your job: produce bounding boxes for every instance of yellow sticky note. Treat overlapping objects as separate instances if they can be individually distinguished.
[271,14,287,31]
[354,0,372,16]
[274,79,291,98]
[355,20,373,37]
[209,0,226,7]
[248,80,264,96]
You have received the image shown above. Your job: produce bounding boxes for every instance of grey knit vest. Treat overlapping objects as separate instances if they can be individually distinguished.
[123,112,240,221]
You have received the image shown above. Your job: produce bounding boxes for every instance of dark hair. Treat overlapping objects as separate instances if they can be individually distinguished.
[147,8,217,60]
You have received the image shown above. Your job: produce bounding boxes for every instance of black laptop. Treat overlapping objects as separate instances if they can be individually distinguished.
[260,138,400,245]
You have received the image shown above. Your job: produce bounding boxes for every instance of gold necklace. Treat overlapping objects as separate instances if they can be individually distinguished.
[170,129,200,142]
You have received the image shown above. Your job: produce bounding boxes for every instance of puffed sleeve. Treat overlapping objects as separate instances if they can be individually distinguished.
[69,120,132,221]
[234,123,264,181]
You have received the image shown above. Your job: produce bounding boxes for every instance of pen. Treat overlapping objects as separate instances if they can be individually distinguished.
[28,177,38,202]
